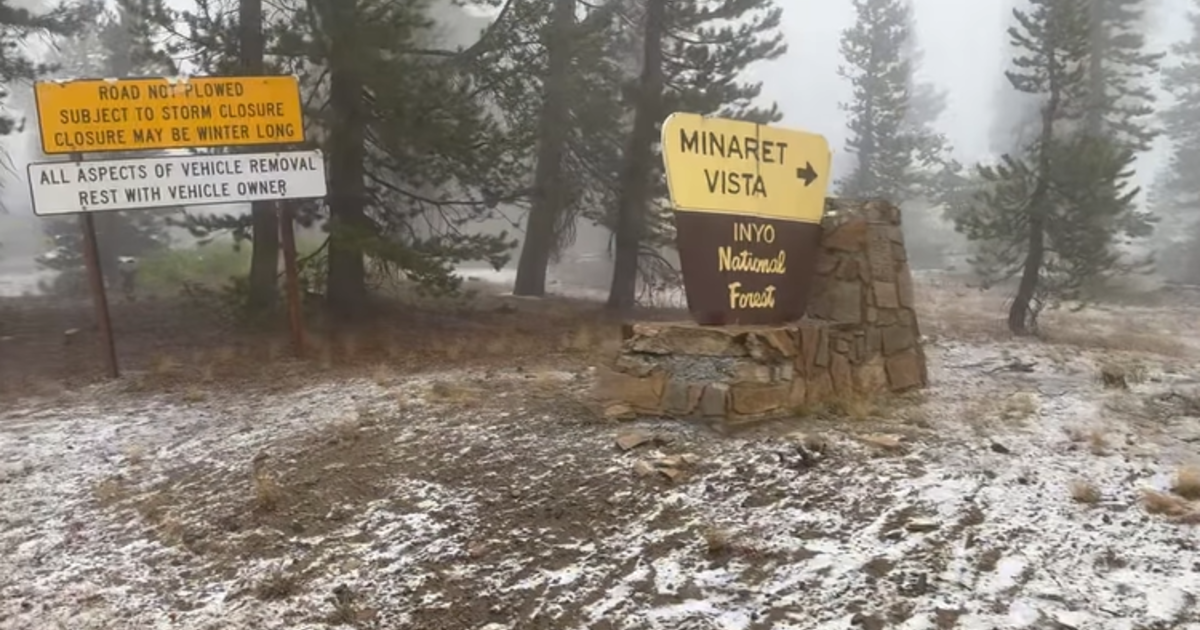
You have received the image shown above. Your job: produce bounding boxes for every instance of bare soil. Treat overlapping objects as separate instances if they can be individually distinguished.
[3,278,1200,629]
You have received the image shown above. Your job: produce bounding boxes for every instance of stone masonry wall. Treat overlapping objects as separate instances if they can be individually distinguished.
[595,199,927,422]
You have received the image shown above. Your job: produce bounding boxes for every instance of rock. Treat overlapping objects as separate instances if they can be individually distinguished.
[990,441,1011,454]
[633,453,699,481]
[896,265,915,308]
[859,433,903,451]
[830,352,853,395]
[730,383,790,415]
[733,362,773,383]
[615,430,655,451]
[659,466,685,481]
[821,218,869,251]
[625,324,744,356]
[699,383,729,417]
[885,350,925,391]
[467,541,489,559]
[632,460,657,477]
[786,431,829,454]
[905,518,940,533]
[873,282,900,309]
[808,280,863,323]
[880,325,916,355]
[787,379,807,409]
[593,367,666,413]
[662,380,702,416]
[659,453,700,467]
[853,357,889,394]
[603,403,636,420]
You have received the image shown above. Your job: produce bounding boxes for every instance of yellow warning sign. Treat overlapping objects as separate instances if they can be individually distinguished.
[34,75,305,154]
[660,113,832,223]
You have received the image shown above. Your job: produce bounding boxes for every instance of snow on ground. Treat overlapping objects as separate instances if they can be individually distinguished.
[3,284,1200,629]
[0,269,52,298]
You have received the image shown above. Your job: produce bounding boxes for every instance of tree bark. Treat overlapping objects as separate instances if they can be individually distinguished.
[1008,44,1061,335]
[513,0,575,297]
[1084,0,1106,137]
[606,0,666,313]
[240,0,280,311]
[324,7,369,319]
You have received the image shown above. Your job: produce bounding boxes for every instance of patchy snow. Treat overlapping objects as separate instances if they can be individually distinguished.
[2,335,1200,628]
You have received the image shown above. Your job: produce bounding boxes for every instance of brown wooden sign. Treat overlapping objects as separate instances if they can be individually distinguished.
[661,113,832,325]
[674,212,824,325]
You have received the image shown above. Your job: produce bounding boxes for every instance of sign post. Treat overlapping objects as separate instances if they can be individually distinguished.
[31,75,324,376]
[278,203,305,357]
[78,200,119,378]
[660,113,833,326]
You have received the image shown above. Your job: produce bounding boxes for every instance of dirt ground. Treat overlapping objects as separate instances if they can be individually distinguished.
[2,275,1200,629]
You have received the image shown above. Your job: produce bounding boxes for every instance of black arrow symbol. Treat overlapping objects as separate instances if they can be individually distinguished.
[796,162,818,186]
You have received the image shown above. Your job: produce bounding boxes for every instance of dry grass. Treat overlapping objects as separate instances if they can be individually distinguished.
[371,363,395,387]
[181,386,206,403]
[93,476,126,505]
[1002,392,1039,421]
[1098,360,1147,390]
[330,416,363,445]
[124,444,148,466]
[1171,466,1200,500]
[1141,489,1192,517]
[826,394,879,420]
[213,346,238,364]
[252,467,283,513]
[1087,430,1110,456]
[701,526,732,554]
[254,568,299,601]
[149,353,183,375]
[1063,426,1112,456]
[1069,481,1102,504]
[135,489,174,524]
[1044,329,1187,358]
[426,380,480,403]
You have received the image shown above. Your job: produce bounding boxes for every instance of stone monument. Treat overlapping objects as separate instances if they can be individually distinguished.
[594,112,927,423]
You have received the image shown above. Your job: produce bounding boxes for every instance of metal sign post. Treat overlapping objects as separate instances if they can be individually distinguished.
[278,202,305,357]
[73,152,119,378]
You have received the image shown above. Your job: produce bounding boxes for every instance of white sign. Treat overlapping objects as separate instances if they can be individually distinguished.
[27,149,327,215]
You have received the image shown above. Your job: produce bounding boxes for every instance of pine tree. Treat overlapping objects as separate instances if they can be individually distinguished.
[1083,0,1160,151]
[162,0,525,317]
[1153,0,1200,282]
[483,0,629,297]
[35,0,175,292]
[606,0,787,310]
[0,1,94,136]
[837,0,953,268]
[955,0,1152,334]
[957,0,1091,333]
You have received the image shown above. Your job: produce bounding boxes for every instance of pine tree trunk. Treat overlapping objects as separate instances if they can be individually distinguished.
[1008,45,1062,335]
[240,0,280,311]
[513,0,575,297]
[606,0,666,313]
[1008,213,1045,334]
[1084,0,1106,136]
[325,12,369,319]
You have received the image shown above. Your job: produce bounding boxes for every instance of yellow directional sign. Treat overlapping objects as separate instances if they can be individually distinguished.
[34,75,305,154]
[660,113,832,223]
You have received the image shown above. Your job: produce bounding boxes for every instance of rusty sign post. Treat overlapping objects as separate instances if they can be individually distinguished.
[73,153,119,378]
[660,113,833,326]
[278,202,305,357]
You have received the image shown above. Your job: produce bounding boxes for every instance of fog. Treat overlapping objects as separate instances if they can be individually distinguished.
[0,0,1193,287]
